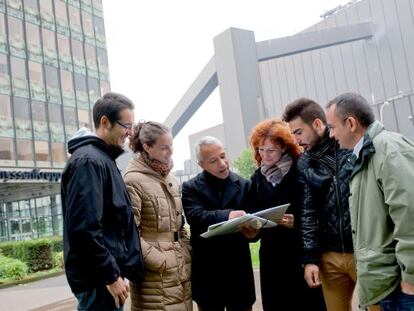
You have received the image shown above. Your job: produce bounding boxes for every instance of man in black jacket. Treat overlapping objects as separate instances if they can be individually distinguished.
[61,93,144,310]
[283,98,354,311]
[182,136,255,311]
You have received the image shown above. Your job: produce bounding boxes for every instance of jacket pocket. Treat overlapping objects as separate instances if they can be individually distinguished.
[356,247,400,305]
[143,241,166,274]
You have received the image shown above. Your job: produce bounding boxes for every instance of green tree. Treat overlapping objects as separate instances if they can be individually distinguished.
[232,148,256,179]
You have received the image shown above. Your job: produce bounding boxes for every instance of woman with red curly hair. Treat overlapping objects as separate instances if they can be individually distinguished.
[247,118,326,311]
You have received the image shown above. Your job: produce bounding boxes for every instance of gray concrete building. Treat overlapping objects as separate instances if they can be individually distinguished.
[166,0,414,173]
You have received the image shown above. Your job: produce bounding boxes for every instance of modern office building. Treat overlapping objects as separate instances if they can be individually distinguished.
[0,0,110,241]
[166,0,414,172]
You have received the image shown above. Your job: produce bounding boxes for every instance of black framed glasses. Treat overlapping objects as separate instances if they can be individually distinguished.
[115,120,133,130]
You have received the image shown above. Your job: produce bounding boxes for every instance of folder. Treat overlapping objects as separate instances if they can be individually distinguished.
[200,203,290,238]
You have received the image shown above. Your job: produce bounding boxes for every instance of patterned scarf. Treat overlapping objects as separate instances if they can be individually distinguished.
[140,151,173,177]
[260,153,293,186]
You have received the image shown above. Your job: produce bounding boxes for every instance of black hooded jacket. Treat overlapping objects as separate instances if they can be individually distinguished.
[61,132,144,294]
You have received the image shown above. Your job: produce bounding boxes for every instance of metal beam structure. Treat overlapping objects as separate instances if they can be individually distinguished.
[256,22,374,61]
[164,57,218,137]
[213,28,263,160]
[164,22,374,144]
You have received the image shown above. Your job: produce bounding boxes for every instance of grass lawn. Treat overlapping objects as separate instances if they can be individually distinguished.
[250,241,260,269]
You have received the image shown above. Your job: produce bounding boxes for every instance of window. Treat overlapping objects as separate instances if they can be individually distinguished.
[32,101,48,140]
[92,0,103,12]
[78,109,90,128]
[71,38,83,62]
[28,61,45,100]
[82,11,93,37]
[68,5,81,32]
[0,13,7,52]
[54,0,68,26]
[49,104,62,123]
[97,48,108,69]
[8,16,24,42]
[14,97,32,138]
[100,80,110,95]
[0,95,13,138]
[93,15,105,36]
[63,106,77,125]
[16,138,33,161]
[23,0,38,11]
[49,104,64,142]
[35,140,49,161]
[10,57,28,97]
[60,70,73,92]
[85,44,97,67]
[10,56,26,80]
[42,28,57,56]
[0,137,15,160]
[64,106,77,138]
[0,53,8,75]
[74,73,88,107]
[13,96,30,119]
[8,16,25,56]
[26,23,41,60]
[28,61,43,84]
[52,142,65,163]
[39,0,53,20]
[32,101,46,121]
[57,34,71,60]
[23,0,39,24]
[45,65,59,88]
[88,77,99,102]
[74,73,86,92]
[0,54,10,94]
[0,94,11,118]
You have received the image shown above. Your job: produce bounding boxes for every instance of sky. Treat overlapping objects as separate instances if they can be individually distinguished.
[101,0,348,170]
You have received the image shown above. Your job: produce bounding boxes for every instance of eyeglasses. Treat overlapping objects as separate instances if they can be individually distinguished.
[115,120,133,130]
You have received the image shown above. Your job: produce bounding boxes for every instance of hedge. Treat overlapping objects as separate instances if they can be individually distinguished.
[53,251,64,269]
[0,239,54,272]
[49,236,64,253]
[0,255,28,280]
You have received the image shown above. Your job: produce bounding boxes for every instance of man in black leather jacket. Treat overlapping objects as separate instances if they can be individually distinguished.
[283,98,355,311]
[61,93,144,310]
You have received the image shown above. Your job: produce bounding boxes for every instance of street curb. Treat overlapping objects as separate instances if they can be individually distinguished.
[0,270,65,290]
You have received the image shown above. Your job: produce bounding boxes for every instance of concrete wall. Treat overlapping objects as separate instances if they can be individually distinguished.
[259,0,414,140]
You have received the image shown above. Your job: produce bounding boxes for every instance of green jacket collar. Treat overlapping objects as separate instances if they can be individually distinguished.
[351,121,384,178]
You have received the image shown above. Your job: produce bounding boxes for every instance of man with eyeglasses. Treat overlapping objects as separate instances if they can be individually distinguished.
[282,98,355,311]
[61,92,144,310]
[326,93,414,311]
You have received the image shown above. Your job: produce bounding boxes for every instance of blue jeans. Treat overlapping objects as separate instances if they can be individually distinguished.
[380,287,414,311]
[75,286,124,311]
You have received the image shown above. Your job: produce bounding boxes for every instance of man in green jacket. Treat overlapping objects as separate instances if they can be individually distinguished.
[325,92,414,310]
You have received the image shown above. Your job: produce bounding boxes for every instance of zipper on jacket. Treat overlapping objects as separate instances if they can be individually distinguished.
[333,175,345,253]
[311,152,346,253]
[333,147,345,253]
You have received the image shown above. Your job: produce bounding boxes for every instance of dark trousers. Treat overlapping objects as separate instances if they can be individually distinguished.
[197,304,252,311]
[75,285,123,311]
[380,287,414,311]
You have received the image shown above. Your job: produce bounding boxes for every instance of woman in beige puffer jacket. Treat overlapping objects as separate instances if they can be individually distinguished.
[124,121,192,311]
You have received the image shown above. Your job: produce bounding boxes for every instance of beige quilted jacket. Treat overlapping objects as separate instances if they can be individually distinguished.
[124,158,192,311]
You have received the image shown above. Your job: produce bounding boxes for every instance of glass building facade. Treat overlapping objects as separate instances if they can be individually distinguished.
[0,0,110,241]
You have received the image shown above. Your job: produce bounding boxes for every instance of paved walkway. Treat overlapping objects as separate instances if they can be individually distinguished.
[0,271,262,311]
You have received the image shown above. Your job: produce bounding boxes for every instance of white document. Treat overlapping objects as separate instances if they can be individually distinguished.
[200,203,290,238]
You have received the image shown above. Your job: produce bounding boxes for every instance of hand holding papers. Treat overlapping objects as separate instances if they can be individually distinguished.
[200,203,290,238]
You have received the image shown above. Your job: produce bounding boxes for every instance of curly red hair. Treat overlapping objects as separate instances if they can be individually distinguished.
[249,118,302,166]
